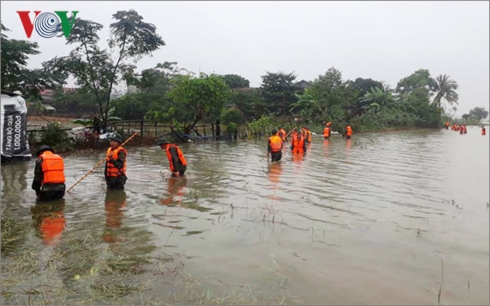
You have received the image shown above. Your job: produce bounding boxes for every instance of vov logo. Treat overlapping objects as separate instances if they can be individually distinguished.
[17,11,79,39]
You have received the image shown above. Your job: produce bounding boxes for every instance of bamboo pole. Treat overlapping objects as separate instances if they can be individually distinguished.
[66,132,138,193]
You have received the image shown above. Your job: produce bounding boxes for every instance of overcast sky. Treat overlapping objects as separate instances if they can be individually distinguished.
[1,1,488,116]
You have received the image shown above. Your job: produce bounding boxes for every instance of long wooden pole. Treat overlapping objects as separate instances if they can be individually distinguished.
[66,132,138,193]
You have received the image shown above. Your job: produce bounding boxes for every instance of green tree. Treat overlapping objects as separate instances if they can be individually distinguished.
[396,69,438,95]
[220,74,250,89]
[359,86,395,113]
[167,73,231,134]
[395,69,442,127]
[1,23,58,101]
[290,87,327,122]
[43,10,165,123]
[291,67,355,124]
[228,88,268,121]
[469,107,489,121]
[130,61,188,93]
[220,107,246,125]
[431,74,459,107]
[348,78,384,99]
[51,88,103,114]
[260,72,299,116]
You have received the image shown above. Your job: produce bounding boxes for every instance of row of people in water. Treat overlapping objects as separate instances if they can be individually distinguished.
[445,121,487,135]
[31,135,188,202]
[29,135,190,246]
[267,122,353,162]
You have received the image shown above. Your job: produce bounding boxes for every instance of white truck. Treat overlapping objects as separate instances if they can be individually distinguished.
[1,90,32,162]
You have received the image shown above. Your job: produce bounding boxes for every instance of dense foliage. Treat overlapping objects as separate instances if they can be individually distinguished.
[2,11,487,140]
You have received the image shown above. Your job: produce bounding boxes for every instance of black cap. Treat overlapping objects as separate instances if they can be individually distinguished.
[36,145,54,157]
[109,132,123,143]
[156,138,169,145]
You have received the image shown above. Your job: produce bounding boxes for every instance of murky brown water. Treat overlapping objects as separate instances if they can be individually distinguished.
[2,127,489,305]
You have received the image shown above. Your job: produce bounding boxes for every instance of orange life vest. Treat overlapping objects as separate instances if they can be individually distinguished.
[323,127,331,137]
[269,135,283,152]
[40,151,65,184]
[301,128,308,139]
[346,126,352,136]
[278,128,287,142]
[165,144,187,172]
[482,128,486,135]
[306,130,312,142]
[106,147,127,177]
[292,134,305,153]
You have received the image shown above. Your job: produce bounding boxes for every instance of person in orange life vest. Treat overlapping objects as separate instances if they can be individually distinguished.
[445,121,449,129]
[31,145,66,202]
[301,127,307,140]
[323,125,331,140]
[157,138,187,177]
[291,129,307,153]
[31,199,66,246]
[105,133,127,190]
[160,176,187,206]
[103,190,127,243]
[268,130,284,162]
[278,126,287,143]
[482,126,486,135]
[344,124,353,139]
[290,128,298,139]
[463,125,467,134]
[305,126,312,143]
[460,125,465,134]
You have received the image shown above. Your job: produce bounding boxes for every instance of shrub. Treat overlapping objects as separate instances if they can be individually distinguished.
[39,122,74,153]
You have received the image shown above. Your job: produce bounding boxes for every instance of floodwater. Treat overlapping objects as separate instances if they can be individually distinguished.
[1,127,489,305]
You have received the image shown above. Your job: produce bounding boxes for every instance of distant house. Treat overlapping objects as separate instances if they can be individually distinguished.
[295,80,310,90]
[38,87,78,113]
[39,87,77,102]
[126,74,142,94]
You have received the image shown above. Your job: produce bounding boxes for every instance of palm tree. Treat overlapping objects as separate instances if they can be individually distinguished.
[290,88,327,121]
[359,86,395,113]
[432,74,459,107]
